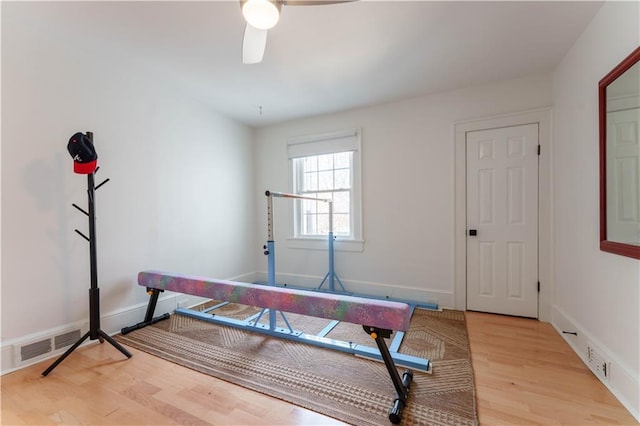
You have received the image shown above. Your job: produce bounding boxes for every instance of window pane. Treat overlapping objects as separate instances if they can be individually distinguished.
[302,199,316,215]
[317,199,330,214]
[304,156,317,172]
[318,170,333,191]
[317,214,330,235]
[317,191,332,199]
[333,213,350,235]
[334,152,351,169]
[304,172,317,191]
[303,212,316,234]
[334,169,350,189]
[333,191,350,213]
[317,154,333,171]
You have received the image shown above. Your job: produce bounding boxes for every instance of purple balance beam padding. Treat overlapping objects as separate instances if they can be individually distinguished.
[138,270,411,331]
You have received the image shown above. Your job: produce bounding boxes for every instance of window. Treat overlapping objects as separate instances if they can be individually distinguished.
[287,129,363,251]
[294,152,352,237]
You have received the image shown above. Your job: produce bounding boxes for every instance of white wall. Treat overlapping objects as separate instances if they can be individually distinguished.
[253,73,553,307]
[3,1,637,419]
[1,3,255,371]
[552,1,639,419]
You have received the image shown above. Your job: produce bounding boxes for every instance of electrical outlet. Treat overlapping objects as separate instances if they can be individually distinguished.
[587,343,610,382]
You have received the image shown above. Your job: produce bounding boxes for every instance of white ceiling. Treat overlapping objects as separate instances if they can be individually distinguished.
[23,1,603,127]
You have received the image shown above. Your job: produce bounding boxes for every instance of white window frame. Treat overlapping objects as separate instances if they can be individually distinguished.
[287,129,364,252]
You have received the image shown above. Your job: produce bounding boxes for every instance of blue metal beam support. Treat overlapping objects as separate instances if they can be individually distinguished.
[267,239,277,331]
[174,307,431,373]
[173,190,431,374]
[317,231,347,293]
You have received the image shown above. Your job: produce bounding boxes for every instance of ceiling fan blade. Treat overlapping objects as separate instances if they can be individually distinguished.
[242,24,268,64]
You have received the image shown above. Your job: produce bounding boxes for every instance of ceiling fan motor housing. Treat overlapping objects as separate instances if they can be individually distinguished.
[240,0,283,30]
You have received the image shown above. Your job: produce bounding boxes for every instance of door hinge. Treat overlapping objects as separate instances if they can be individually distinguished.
[537,145,541,156]
[537,281,540,292]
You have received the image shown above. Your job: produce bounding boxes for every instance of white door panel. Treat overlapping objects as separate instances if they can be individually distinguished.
[606,108,640,244]
[466,124,539,318]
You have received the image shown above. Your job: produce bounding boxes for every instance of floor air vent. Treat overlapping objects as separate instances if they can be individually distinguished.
[20,339,52,361]
[14,327,84,366]
[55,329,81,350]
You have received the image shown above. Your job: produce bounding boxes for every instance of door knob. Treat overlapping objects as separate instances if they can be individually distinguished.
[469,229,477,236]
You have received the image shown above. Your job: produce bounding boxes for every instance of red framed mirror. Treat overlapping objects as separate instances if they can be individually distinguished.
[599,46,640,259]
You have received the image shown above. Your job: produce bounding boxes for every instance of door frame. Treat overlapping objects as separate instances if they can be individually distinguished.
[454,108,553,321]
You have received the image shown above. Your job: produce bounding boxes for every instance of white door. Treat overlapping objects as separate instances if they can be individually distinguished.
[606,108,640,244]
[466,124,539,318]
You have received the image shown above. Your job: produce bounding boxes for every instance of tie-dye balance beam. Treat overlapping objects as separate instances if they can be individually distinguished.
[128,270,420,424]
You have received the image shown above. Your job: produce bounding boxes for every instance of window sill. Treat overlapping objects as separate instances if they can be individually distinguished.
[286,237,364,252]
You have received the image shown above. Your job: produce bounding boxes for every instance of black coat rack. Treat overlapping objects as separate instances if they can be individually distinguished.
[43,132,131,376]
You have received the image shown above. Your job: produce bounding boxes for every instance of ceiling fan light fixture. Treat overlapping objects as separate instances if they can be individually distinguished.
[242,0,281,30]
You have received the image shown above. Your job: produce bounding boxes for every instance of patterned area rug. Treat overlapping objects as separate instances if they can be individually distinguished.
[116,304,477,426]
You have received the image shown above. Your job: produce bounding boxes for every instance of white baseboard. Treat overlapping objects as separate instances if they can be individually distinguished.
[1,271,260,375]
[552,304,639,421]
[250,271,451,308]
[0,292,207,375]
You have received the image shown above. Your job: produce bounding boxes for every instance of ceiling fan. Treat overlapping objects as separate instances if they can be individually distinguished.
[240,0,354,64]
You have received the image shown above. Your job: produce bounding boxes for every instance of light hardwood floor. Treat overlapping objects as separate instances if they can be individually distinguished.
[465,312,637,425]
[1,311,637,425]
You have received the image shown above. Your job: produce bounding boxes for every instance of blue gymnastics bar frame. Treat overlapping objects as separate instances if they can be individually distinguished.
[265,190,346,293]
[174,190,431,373]
[264,191,439,312]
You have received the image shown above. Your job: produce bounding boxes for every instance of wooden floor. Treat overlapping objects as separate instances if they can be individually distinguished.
[1,311,637,425]
[465,312,637,425]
